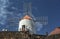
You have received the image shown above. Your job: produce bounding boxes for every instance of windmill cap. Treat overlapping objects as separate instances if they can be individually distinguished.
[23,15,32,20]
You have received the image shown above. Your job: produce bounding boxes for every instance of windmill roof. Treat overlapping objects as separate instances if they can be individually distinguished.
[23,15,32,20]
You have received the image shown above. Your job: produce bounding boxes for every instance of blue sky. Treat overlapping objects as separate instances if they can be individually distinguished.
[31,0,60,34]
[0,0,60,35]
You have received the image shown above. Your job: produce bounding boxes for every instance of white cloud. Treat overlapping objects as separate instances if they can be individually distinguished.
[0,0,9,25]
[35,22,43,33]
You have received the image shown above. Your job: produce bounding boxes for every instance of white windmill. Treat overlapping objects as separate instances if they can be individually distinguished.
[18,1,48,34]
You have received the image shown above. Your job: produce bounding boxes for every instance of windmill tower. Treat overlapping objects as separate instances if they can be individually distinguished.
[18,2,35,34]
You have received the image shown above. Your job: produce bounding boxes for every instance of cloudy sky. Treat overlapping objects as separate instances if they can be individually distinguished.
[0,0,60,35]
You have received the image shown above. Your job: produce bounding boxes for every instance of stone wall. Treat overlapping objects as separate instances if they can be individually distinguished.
[0,31,60,39]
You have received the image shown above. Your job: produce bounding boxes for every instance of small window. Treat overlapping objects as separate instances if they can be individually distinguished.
[22,25,25,28]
